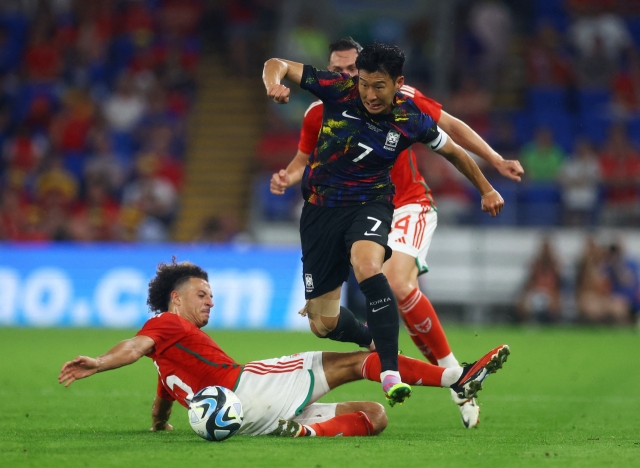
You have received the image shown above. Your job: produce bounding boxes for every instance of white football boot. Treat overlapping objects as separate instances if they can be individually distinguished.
[450,389,480,428]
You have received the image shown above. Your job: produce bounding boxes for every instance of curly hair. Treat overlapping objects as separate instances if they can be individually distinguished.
[355,43,405,80]
[147,258,209,314]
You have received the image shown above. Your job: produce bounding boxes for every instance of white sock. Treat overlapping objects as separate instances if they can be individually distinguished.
[440,367,463,387]
[437,352,460,369]
[380,370,401,382]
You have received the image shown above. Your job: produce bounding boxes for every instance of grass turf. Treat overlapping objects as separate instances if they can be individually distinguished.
[1,326,639,467]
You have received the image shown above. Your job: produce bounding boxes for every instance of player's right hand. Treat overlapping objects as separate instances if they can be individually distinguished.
[266,84,290,104]
[481,189,504,216]
[58,356,99,387]
[270,169,290,195]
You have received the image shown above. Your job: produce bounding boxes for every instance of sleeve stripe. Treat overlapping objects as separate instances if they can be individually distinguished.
[303,100,323,117]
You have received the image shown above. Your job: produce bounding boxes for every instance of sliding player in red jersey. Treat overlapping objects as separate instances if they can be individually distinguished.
[58,259,510,437]
[270,38,522,428]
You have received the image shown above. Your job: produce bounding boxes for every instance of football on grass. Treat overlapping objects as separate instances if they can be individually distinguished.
[188,386,244,441]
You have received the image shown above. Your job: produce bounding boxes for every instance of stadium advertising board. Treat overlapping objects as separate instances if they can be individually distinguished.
[0,244,308,329]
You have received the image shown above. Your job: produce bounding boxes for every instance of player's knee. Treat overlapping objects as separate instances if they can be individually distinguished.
[365,402,388,435]
[302,298,340,337]
[352,262,383,283]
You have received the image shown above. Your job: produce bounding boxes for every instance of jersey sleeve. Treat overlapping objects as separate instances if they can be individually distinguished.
[136,313,185,355]
[300,65,357,103]
[298,102,323,154]
[157,375,175,401]
[411,89,443,122]
[416,112,449,151]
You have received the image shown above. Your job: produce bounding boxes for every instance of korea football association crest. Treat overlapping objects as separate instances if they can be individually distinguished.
[384,130,401,151]
[305,273,314,292]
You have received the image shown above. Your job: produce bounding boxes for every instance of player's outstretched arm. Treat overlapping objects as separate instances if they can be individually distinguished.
[263,58,304,104]
[270,149,310,195]
[150,395,174,432]
[58,335,155,387]
[438,111,524,182]
[434,138,504,216]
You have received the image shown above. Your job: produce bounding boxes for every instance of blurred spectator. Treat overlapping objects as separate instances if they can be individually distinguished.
[569,7,632,62]
[611,49,640,116]
[83,131,128,193]
[3,125,47,178]
[598,124,640,226]
[102,73,146,133]
[559,139,601,226]
[68,175,120,242]
[467,0,513,87]
[516,237,563,323]
[576,35,617,88]
[285,14,329,67]
[604,241,640,321]
[447,76,492,138]
[521,127,567,182]
[194,215,247,243]
[576,237,630,325]
[526,23,574,87]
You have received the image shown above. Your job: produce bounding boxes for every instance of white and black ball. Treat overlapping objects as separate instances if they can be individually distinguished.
[188,386,244,442]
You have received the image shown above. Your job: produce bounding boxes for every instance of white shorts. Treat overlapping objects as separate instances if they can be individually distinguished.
[234,351,337,436]
[388,203,437,274]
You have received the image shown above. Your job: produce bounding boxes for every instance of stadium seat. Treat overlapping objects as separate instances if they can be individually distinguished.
[576,114,612,147]
[528,87,567,113]
[628,117,640,146]
[627,17,640,48]
[517,183,561,227]
[510,111,535,147]
[578,88,611,115]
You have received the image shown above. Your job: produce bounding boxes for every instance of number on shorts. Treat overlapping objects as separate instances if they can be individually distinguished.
[394,215,411,235]
[353,143,373,162]
[367,216,382,232]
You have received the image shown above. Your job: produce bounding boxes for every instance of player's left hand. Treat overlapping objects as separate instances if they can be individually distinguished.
[266,84,290,104]
[481,189,504,216]
[495,159,524,182]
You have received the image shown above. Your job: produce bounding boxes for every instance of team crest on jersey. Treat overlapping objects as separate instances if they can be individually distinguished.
[384,130,401,151]
[305,274,314,291]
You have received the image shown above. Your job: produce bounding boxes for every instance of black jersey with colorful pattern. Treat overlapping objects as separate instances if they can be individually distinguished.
[299,65,445,207]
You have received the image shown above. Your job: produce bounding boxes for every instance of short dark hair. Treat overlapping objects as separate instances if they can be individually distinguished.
[355,43,405,80]
[147,257,209,313]
[328,37,363,58]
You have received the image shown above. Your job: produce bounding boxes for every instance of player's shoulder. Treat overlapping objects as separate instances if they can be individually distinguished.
[144,312,181,326]
[303,99,323,118]
[399,84,442,117]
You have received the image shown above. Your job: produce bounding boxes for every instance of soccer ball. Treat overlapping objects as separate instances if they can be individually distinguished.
[188,386,244,441]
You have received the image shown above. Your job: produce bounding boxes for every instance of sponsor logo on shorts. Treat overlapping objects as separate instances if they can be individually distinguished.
[305,273,314,291]
[384,130,401,151]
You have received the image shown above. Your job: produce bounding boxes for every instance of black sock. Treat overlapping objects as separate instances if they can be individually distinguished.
[323,306,372,348]
[359,273,399,372]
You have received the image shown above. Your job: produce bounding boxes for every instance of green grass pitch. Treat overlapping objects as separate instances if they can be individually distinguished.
[1,326,639,467]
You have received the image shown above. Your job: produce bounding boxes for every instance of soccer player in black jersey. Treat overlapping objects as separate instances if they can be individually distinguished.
[263,43,504,406]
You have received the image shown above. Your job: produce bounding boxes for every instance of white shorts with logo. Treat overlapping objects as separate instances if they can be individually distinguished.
[234,351,337,436]
[388,203,437,274]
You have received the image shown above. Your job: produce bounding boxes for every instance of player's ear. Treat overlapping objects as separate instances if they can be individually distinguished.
[395,75,404,90]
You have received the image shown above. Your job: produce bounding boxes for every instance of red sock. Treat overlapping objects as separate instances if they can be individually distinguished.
[361,352,444,387]
[308,411,374,437]
[400,312,438,365]
[398,288,452,360]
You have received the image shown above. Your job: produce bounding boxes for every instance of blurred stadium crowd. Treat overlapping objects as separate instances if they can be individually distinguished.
[0,0,203,241]
[255,0,640,230]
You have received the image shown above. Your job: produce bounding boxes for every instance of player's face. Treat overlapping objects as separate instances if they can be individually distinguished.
[328,49,358,76]
[358,70,404,115]
[176,278,213,328]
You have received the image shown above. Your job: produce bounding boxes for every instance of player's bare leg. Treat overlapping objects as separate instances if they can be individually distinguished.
[384,250,480,427]
[301,286,373,349]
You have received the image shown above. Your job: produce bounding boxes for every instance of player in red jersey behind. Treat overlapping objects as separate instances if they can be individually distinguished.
[270,38,523,428]
[58,259,510,437]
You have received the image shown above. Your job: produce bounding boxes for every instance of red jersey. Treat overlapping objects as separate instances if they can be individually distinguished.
[298,84,443,208]
[136,313,242,408]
